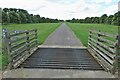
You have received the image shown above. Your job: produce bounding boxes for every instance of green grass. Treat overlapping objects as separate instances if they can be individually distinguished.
[0,53,9,69]
[1,23,61,69]
[67,23,118,47]
[3,23,61,45]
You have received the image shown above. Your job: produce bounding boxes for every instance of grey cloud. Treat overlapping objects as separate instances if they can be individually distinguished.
[45,0,78,4]
[28,5,46,11]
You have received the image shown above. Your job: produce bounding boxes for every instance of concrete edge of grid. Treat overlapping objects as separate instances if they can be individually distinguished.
[38,45,87,49]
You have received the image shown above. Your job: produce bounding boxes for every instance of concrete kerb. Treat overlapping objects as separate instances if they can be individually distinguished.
[38,45,87,49]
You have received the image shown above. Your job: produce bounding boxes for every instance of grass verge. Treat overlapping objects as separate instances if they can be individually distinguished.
[67,23,118,47]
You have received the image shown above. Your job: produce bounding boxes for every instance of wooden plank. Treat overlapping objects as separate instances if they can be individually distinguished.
[88,44,113,71]
[27,29,36,33]
[89,41,114,64]
[90,42,113,64]
[11,41,26,50]
[89,40,115,59]
[29,37,36,42]
[98,37,115,46]
[11,45,27,57]
[98,42,116,54]
[10,31,27,37]
[98,32,116,39]
[89,39,115,62]
[96,45,115,60]
[89,37,97,43]
[29,40,37,45]
[12,47,27,60]
[95,48,114,65]
[89,30,116,39]
[28,33,36,37]
[11,36,27,43]
[13,47,38,68]
[89,30,98,34]
[10,29,36,37]
[29,43,36,49]
[12,51,28,64]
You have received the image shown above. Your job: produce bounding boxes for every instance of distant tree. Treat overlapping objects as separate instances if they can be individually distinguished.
[85,17,91,23]
[46,18,50,23]
[71,18,76,23]
[32,15,40,23]
[40,17,46,23]
[26,14,32,23]
[2,11,10,24]
[112,12,119,25]
[3,8,9,13]
[93,17,100,23]
[91,17,95,23]
[79,19,84,23]
[100,14,108,23]
[28,14,33,23]
[9,11,21,23]
[36,15,41,22]
[106,15,114,24]
[18,12,27,23]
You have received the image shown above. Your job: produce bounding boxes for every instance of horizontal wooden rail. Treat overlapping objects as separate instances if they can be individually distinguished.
[88,30,119,74]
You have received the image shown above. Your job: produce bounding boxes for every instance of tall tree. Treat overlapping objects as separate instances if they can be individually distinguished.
[112,12,119,25]
[100,14,108,23]
[3,8,9,13]
[9,11,21,23]
[106,15,114,24]
[93,17,100,23]
[18,12,27,23]
[85,17,91,23]
[2,11,10,24]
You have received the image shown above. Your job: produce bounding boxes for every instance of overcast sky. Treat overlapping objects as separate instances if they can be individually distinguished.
[1,0,119,20]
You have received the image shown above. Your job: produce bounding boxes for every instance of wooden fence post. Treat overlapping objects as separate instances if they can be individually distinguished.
[4,31,12,69]
[26,31,30,54]
[112,35,119,75]
[35,29,38,48]
[116,34,120,77]
[97,30,101,48]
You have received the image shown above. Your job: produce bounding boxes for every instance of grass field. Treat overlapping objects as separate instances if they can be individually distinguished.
[1,23,61,69]
[3,23,61,45]
[67,23,118,47]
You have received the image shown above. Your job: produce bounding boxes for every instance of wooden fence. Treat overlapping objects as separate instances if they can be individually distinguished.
[88,30,119,74]
[3,29,38,69]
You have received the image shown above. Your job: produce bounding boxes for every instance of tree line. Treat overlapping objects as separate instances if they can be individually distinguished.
[2,8,63,24]
[66,11,120,26]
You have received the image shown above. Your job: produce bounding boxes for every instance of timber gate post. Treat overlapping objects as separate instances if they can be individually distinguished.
[26,31,30,54]
[35,29,38,48]
[117,34,120,77]
[112,35,119,75]
[4,30,13,69]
